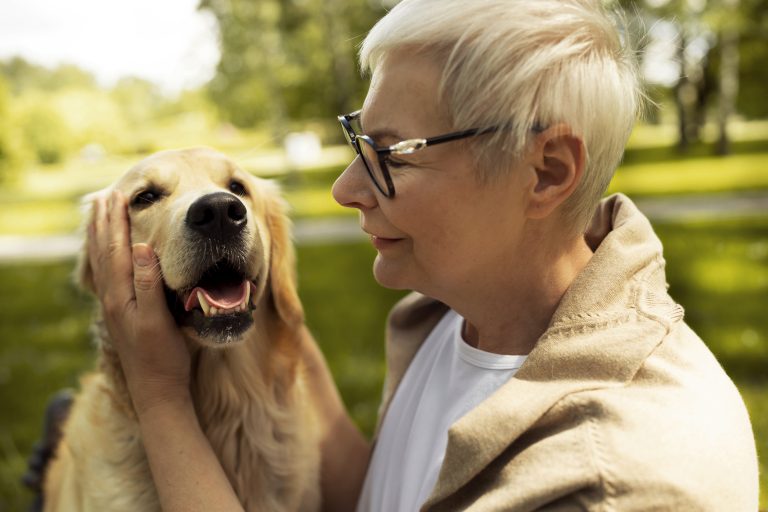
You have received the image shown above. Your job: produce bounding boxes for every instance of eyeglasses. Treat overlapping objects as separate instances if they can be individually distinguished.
[337,110,498,198]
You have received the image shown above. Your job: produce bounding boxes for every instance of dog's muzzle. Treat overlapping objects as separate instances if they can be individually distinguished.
[164,192,262,343]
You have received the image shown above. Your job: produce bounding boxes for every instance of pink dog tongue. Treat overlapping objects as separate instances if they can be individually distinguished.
[184,281,248,311]
[202,282,245,307]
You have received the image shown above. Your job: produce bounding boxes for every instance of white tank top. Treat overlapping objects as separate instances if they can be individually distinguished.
[357,310,528,512]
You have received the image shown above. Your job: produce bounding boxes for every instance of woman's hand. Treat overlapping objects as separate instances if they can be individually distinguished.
[87,190,191,415]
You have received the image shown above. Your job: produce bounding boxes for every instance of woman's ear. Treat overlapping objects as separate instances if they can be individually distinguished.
[526,124,585,219]
[263,186,304,328]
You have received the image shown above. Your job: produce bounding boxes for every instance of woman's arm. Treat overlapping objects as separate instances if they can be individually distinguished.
[88,191,243,511]
[301,329,372,511]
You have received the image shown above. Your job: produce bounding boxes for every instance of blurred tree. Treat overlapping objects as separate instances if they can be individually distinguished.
[0,57,96,94]
[619,0,767,153]
[0,75,29,181]
[15,95,73,165]
[199,0,384,139]
[111,77,166,125]
[713,0,740,155]
[730,0,768,117]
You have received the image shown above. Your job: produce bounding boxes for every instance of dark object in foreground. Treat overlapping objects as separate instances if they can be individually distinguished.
[22,389,74,512]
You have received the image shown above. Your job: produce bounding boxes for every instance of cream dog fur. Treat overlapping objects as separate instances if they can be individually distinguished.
[43,147,320,511]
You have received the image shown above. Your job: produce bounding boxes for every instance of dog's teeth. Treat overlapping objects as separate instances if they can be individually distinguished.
[244,283,251,308]
[210,306,219,316]
[197,291,211,317]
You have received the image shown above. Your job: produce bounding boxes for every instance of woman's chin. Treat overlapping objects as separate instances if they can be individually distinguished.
[372,256,412,291]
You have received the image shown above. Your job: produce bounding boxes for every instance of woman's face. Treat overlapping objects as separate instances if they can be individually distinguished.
[332,50,533,299]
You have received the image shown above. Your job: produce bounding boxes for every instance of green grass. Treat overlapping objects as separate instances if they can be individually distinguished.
[0,262,94,512]
[1,216,767,509]
[609,151,768,197]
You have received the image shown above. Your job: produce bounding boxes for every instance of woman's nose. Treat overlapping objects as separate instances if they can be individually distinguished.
[332,155,378,210]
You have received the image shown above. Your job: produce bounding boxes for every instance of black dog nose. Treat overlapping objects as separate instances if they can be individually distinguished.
[186,192,247,240]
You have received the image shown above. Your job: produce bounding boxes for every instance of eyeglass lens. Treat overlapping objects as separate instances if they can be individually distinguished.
[342,115,390,196]
[357,138,389,195]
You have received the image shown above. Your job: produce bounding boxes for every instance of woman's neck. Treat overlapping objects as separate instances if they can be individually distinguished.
[449,231,594,356]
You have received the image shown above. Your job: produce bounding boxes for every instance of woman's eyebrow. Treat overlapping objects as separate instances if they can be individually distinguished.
[359,113,407,143]
[367,128,407,144]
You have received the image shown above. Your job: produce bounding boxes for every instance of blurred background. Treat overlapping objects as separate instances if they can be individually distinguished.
[0,0,766,509]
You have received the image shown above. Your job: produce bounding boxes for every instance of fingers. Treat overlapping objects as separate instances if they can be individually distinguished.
[87,190,134,309]
[107,191,134,301]
[87,195,110,299]
[132,244,173,322]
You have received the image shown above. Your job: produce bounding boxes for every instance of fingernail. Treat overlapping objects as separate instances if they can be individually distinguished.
[132,244,153,267]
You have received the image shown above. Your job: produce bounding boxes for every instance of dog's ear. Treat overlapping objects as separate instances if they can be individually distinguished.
[264,186,304,327]
[75,189,108,294]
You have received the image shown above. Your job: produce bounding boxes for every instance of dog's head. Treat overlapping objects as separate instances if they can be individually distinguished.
[79,147,303,348]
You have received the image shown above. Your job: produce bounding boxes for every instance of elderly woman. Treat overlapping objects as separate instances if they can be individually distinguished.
[80,0,758,510]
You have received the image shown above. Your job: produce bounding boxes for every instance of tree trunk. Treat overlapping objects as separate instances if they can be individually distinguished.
[674,27,689,152]
[320,0,356,116]
[716,2,740,156]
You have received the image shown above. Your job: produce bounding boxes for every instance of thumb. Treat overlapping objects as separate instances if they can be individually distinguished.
[131,243,166,310]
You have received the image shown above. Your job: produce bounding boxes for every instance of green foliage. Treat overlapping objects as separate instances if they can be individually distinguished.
[15,95,73,165]
[738,36,768,118]
[199,0,382,132]
[111,77,167,125]
[0,56,225,165]
[0,58,96,95]
[0,75,29,181]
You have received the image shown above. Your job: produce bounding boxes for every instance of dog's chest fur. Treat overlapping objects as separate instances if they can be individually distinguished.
[191,334,320,511]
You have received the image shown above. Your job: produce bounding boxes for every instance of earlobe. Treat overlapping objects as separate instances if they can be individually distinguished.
[527,124,585,219]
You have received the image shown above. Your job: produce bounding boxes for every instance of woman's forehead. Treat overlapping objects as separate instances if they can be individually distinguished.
[362,50,452,139]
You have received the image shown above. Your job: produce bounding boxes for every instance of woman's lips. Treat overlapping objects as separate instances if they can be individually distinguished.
[370,235,402,250]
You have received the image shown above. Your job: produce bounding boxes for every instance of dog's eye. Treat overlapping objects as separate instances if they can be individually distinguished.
[229,180,248,196]
[132,190,163,208]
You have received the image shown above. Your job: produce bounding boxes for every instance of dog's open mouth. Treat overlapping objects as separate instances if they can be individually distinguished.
[166,260,259,343]
[183,274,257,317]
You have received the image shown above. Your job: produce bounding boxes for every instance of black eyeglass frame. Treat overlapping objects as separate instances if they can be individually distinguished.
[338,110,499,198]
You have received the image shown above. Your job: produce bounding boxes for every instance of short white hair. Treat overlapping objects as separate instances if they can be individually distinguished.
[360,0,643,230]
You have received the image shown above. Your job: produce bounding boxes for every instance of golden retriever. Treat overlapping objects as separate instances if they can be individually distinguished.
[43,147,320,511]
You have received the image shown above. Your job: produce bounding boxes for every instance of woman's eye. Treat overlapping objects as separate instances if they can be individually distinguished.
[229,180,247,196]
[132,190,162,207]
[385,157,409,170]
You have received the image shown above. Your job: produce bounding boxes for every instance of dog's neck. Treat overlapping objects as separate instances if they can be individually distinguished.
[189,303,301,419]
[186,305,310,507]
